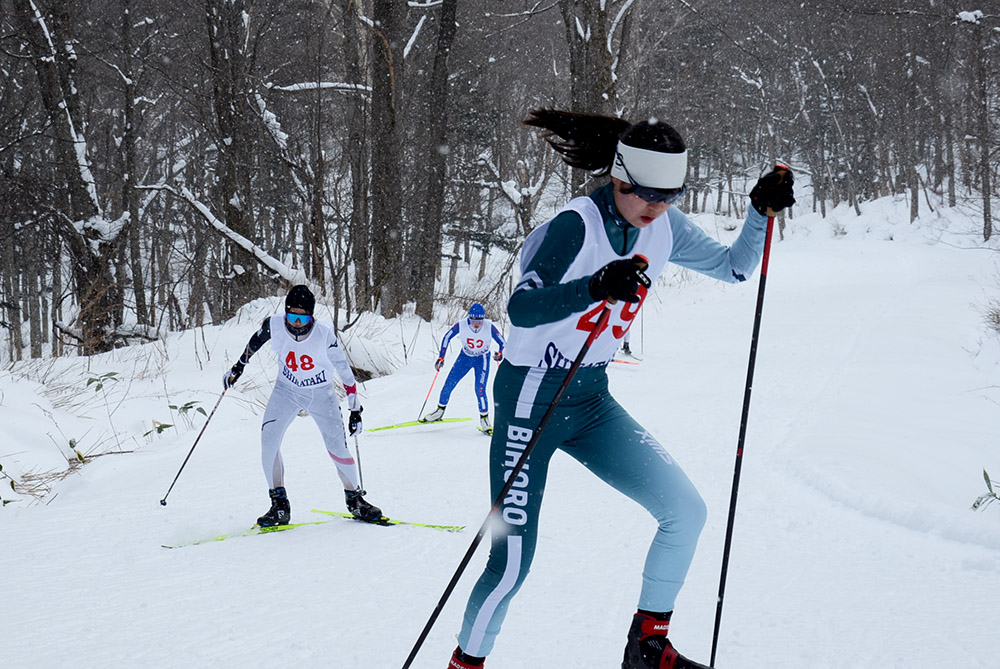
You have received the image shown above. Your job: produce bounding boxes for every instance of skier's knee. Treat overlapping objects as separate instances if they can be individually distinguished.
[654,487,706,541]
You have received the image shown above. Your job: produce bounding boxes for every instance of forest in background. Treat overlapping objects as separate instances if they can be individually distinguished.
[1,0,997,360]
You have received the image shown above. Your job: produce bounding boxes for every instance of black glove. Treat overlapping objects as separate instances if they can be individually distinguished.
[222,361,244,390]
[349,406,364,436]
[749,165,795,216]
[588,256,651,304]
[434,357,444,371]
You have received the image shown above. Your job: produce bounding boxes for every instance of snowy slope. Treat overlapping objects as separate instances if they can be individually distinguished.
[2,198,999,669]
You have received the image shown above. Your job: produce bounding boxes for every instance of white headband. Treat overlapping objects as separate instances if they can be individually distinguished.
[610,142,688,189]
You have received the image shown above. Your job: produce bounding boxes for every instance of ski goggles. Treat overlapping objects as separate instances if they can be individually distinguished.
[616,151,686,205]
[286,312,312,326]
[469,318,484,327]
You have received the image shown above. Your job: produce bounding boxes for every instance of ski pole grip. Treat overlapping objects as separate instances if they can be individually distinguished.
[606,255,650,305]
[765,162,791,218]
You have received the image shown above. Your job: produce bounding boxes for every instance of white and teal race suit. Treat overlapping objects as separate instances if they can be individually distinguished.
[455,182,770,658]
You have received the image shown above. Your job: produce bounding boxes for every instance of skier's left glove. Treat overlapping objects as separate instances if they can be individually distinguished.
[749,164,795,216]
[349,406,363,436]
[493,351,503,362]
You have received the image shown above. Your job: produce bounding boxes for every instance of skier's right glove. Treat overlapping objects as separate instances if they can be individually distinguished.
[749,164,795,216]
[434,357,444,371]
[223,361,244,390]
[588,255,651,304]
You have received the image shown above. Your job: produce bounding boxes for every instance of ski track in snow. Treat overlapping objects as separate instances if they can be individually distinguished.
[2,203,1000,668]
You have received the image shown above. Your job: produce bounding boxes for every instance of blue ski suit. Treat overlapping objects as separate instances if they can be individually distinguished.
[437,319,506,414]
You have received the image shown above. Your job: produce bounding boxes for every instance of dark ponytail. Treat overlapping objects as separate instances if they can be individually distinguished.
[524,109,686,176]
[523,109,631,175]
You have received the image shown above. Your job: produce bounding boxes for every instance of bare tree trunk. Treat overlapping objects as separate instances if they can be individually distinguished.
[28,261,42,358]
[945,115,956,208]
[414,0,458,322]
[559,0,618,194]
[14,0,122,354]
[2,217,23,361]
[204,0,260,314]
[341,0,372,310]
[188,231,208,326]
[51,236,63,356]
[120,0,148,326]
[369,0,405,315]
[448,236,461,296]
[974,24,993,241]
[308,16,328,288]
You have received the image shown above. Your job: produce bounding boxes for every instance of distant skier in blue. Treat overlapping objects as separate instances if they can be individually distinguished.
[445,110,794,669]
[420,303,506,434]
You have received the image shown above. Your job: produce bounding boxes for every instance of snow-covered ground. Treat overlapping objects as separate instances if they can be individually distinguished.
[2,196,999,668]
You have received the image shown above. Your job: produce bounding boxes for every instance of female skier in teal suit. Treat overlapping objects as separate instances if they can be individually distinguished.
[447,110,794,669]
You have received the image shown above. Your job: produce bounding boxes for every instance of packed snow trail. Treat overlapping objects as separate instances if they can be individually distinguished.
[1,203,999,668]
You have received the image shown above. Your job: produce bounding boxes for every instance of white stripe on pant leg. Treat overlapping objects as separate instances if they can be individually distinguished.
[515,368,545,420]
[465,535,523,656]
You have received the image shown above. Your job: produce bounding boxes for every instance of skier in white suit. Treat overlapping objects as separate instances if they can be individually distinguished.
[223,285,382,526]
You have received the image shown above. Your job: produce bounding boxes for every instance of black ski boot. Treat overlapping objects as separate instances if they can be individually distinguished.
[448,646,485,668]
[257,487,291,527]
[622,611,709,669]
[345,488,383,523]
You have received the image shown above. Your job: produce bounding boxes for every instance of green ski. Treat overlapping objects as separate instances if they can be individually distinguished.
[162,519,333,549]
[368,417,472,432]
[163,510,465,548]
[310,509,464,532]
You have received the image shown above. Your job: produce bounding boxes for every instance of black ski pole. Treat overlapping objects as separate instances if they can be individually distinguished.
[159,389,227,506]
[710,163,789,666]
[401,304,614,669]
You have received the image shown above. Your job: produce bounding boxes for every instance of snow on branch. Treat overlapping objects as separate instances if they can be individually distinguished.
[956,10,984,24]
[251,95,308,203]
[734,65,763,90]
[72,211,129,254]
[484,1,556,19]
[28,0,102,218]
[476,151,522,205]
[54,309,159,349]
[137,184,315,293]
[607,0,636,54]
[857,84,878,117]
[404,14,427,59]
[113,323,160,343]
[254,93,288,150]
[268,81,371,95]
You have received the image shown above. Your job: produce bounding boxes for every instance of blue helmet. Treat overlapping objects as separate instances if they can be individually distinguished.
[468,303,486,321]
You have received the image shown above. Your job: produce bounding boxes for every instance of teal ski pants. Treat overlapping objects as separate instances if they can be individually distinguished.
[457,362,707,657]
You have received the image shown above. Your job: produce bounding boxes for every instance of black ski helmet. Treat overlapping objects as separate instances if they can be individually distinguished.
[285,285,315,315]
